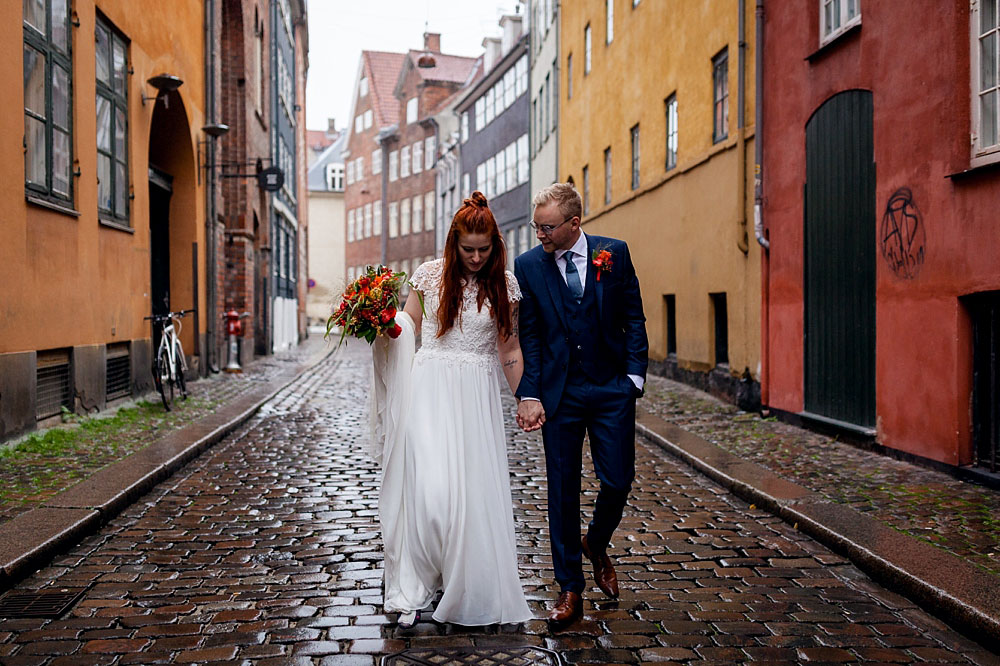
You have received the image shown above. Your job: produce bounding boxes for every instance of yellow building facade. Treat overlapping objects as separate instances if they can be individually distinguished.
[560,0,760,403]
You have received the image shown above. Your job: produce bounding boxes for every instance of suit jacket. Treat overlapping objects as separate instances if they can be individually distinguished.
[514,234,649,415]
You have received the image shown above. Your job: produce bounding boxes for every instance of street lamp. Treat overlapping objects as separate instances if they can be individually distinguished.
[141,74,184,108]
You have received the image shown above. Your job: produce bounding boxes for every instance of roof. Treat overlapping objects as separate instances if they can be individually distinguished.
[307,131,347,191]
[307,129,337,153]
[363,50,408,127]
[406,50,479,86]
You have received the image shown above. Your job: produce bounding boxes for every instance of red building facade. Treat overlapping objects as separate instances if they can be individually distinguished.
[761,2,1000,469]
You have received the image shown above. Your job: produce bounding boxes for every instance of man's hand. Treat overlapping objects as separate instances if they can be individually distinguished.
[516,400,546,432]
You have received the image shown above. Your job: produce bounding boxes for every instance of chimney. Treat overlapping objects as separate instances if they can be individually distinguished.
[500,15,523,54]
[327,117,337,134]
[482,36,502,73]
[423,32,441,53]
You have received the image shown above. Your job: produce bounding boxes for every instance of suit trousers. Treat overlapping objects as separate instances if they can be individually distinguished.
[541,369,637,594]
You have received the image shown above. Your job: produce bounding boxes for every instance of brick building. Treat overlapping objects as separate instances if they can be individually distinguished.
[343,35,477,281]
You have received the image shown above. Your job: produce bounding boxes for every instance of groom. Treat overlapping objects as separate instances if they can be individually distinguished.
[514,183,648,627]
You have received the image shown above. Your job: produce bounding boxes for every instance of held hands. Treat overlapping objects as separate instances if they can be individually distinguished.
[516,399,546,432]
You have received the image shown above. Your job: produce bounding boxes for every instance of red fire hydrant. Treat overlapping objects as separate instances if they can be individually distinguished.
[223,310,249,373]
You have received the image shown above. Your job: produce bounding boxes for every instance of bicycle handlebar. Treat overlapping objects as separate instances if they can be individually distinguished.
[144,309,196,322]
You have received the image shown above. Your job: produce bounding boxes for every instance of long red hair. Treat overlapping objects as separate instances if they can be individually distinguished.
[437,191,512,340]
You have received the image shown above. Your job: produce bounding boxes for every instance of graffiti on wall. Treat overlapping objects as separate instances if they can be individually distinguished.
[879,187,925,279]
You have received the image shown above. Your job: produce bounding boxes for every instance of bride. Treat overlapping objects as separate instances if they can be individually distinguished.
[373,191,533,627]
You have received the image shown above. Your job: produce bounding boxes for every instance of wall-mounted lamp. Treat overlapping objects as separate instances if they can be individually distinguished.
[202,123,230,139]
[198,123,230,185]
[141,74,184,108]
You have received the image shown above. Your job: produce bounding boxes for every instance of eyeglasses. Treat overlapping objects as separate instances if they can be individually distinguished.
[529,215,576,235]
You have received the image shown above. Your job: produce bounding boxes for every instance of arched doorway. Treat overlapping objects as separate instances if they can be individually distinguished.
[147,90,198,362]
[804,90,876,428]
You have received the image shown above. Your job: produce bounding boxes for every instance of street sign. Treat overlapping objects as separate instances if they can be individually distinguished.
[257,166,284,192]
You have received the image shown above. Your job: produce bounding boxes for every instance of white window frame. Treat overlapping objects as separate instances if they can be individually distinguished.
[389,150,398,181]
[413,141,423,174]
[585,24,592,74]
[373,200,382,235]
[406,97,418,124]
[364,203,373,237]
[606,0,614,44]
[389,201,399,237]
[666,94,678,170]
[346,160,355,185]
[347,209,356,242]
[363,109,373,129]
[425,137,436,169]
[461,113,469,142]
[400,145,411,178]
[412,195,423,234]
[972,0,1000,165]
[424,191,435,231]
[819,0,861,47]
[360,76,369,97]
[372,149,382,174]
[401,197,411,235]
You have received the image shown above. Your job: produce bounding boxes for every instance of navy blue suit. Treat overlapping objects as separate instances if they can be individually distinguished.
[514,234,648,594]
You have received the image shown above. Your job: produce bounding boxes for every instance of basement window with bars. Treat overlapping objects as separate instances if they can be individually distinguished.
[105,343,131,401]
[36,349,72,420]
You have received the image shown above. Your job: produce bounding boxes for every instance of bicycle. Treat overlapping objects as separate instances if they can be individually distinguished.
[144,309,194,410]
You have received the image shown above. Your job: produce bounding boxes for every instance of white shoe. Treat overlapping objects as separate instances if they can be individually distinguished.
[398,610,419,628]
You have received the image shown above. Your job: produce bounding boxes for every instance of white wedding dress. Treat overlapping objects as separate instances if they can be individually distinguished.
[371,258,532,626]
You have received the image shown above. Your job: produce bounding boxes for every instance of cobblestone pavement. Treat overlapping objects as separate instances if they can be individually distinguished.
[640,376,1000,579]
[1,343,997,665]
[0,336,329,525]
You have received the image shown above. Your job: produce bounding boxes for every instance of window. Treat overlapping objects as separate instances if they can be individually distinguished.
[485,156,496,198]
[96,17,129,223]
[462,173,471,199]
[389,150,398,181]
[585,24,592,74]
[461,113,469,142]
[412,195,422,234]
[363,109,373,128]
[425,137,435,169]
[505,143,517,189]
[476,163,486,194]
[486,87,496,125]
[974,0,1000,162]
[413,141,423,174]
[712,48,729,143]
[372,149,382,174]
[355,115,363,133]
[373,200,382,235]
[401,198,411,235]
[532,99,539,152]
[567,54,573,99]
[630,124,640,190]
[327,164,344,191]
[400,146,410,178]
[604,147,612,204]
[347,209,356,242]
[346,160,354,185]
[424,191,435,231]
[504,68,516,109]
[606,0,614,44]
[666,94,678,170]
[582,165,590,215]
[820,0,861,45]
[389,201,399,237]
[633,0,641,6]
[475,98,485,132]
[406,97,418,124]
[516,56,528,96]
[254,11,264,111]
[664,295,676,355]
[364,203,373,237]
[23,0,73,204]
[551,58,559,130]
[711,292,729,365]
[357,156,364,179]
[517,134,529,184]
[544,74,551,139]
[360,76,369,97]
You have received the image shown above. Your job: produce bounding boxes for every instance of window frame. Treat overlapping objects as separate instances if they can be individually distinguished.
[95,15,130,225]
[665,93,678,171]
[630,123,640,190]
[567,53,573,99]
[23,0,74,207]
[582,164,590,215]
[585,24,592,74]
[606,0,614,45]
[604,146,612,205]
[819,0,862,47]
[712,48,729,144]
[406,97,418,124]
[972,0,1000,166]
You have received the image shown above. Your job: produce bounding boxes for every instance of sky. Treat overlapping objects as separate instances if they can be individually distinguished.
[305,0,522,133]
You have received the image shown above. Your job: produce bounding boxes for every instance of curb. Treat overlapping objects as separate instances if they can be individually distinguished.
[635,409,1000,654]
[0,345,334,592]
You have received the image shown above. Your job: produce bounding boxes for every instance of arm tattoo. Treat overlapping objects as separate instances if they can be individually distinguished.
[503,359,519,368]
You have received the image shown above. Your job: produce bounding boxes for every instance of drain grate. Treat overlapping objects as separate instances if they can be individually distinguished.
[383,647,563,666]
[0,589,87,618]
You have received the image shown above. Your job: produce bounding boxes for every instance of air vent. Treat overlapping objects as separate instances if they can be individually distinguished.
[383,647,563,666]
[0,589,86,619]
[36,349,72,420]
[106,343,131,400]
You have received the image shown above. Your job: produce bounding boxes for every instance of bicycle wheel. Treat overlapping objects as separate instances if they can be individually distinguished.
[157,347,174,410]
[174,347,187,400]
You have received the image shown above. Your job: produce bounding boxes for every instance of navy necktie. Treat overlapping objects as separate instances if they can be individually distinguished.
[564,252,583,302]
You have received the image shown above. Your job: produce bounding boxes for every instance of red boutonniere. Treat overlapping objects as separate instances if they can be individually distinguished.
[591,249,613,281]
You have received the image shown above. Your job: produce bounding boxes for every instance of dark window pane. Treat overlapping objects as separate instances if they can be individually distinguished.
[25,115,47,185]
[51,0,69,52]
[115,161,127,215]
[52,128,71,196]
[113,40,127,96]
[115,106,126,158]
[24,0,45,34]
[52,65,70,130]
[23,45,46,117]
[96,25,111,85]
[97,153,112,211]
[96,95,112,152]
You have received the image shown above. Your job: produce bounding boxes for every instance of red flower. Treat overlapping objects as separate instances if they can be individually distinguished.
[387,322,402,339]
[591,249,614,282]
[379,307,396,324]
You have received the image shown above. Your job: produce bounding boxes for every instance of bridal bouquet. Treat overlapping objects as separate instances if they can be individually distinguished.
[326,265,408,346]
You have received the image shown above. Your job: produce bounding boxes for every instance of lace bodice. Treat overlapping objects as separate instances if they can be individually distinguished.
[409,259,521,371]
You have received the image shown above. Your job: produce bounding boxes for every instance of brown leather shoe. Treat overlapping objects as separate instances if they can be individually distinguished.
[581,534,620,599]
[546,590,582,628]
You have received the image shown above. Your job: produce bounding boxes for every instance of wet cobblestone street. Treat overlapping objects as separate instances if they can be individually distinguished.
[1,343,996,665]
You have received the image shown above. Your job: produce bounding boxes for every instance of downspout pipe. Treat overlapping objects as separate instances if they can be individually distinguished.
[755,0,770,413]
[204,0,219,373]
[737,0,749,254]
